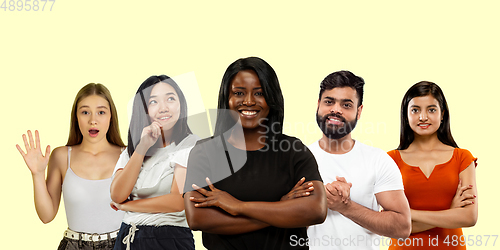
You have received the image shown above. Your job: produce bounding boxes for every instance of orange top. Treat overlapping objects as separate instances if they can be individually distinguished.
[387,148,477,250]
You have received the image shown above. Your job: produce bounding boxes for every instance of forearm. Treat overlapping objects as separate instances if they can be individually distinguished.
[184,192,269,234]
[411,206,478,229]
[121,194,185,213]
[339,201,410,239]
[32,174,57,223]
[413,164,479,229]
[110,153,144,203]
[237,182,326,228]
[411,220,435,233]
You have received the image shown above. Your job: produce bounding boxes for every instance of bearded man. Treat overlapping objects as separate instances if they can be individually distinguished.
[307,71,411,250]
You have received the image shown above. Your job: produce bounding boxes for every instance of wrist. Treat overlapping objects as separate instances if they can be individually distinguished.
[31,171,46,180]
[119,201,131,212]
[410,209,420,220]
[232,200,246,216]
[120,204,129,212]
[135,142,149,156]
[337,199,352,214]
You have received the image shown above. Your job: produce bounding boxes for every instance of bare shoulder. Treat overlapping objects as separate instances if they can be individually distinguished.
[397,148,414,160]
[436,144,455,152]
[106,144,124,161]
[110,144,124,155]
[48,146,68,170]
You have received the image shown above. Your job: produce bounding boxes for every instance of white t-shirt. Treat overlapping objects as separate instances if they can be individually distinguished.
[113,134,199,227]
[307,140,404,250]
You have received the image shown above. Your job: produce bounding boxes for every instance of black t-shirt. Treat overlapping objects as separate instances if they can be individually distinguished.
[184,134,322,250]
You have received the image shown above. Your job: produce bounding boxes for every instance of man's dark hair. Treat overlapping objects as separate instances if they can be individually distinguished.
[319,70,365,107]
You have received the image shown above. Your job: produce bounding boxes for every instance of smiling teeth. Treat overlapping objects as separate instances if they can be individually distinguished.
[241,111,257,115]
[159,116,171,120]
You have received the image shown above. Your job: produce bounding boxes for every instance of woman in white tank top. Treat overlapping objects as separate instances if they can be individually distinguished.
[16,83,126,250]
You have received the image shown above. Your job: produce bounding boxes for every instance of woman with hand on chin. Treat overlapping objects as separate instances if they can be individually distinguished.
[184,57,327,250]
[110,75,198,250]
[388,81,478,249]
[16,83,126,250]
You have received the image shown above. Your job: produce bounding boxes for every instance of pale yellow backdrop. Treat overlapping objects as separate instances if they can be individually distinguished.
[1,1,498,249]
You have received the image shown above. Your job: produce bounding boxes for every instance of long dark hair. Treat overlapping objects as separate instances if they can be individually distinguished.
[213,57,284,140]
[127,75,192,157]
[397,81,458,150]
[66,83,125,147]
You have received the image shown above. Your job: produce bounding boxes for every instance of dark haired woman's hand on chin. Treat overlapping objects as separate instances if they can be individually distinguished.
[136,122,162,155]
[450,179,476,209]
[281,177,314,201]
[190,178,243,216]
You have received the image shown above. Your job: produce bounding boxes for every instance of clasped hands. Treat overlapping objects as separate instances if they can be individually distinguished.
[325,176,352,212]
[189,177,315,216]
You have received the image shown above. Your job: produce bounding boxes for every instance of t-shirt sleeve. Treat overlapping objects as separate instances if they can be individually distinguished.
[172,146,195,168]
[183,142,211,195]
[459,148,478,172]
[291,139,323,184]
[374,149,404,194]
[112,148,130,178]
[171,134,200,168]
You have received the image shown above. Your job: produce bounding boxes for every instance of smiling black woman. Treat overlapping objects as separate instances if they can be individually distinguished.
[183,56,327,250]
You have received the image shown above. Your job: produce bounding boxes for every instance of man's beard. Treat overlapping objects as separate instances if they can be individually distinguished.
[316,111,358,139]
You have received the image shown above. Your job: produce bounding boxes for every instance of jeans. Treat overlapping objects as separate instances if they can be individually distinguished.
[57,235,117,250]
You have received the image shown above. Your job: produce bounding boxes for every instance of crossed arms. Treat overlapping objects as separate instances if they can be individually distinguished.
[184,177,327,235]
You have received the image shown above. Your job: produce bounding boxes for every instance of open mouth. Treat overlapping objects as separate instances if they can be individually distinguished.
[89,128,99,137]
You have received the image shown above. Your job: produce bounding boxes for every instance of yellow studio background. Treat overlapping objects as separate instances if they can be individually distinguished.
[1,1,498,249]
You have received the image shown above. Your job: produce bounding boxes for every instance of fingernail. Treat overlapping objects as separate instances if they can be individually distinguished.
[305,192,310,195]
[472,202,474,204]
[469,185,473,187]
[474,195,476,198]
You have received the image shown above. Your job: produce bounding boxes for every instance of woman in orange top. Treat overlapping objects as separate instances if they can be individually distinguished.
[388,81,478,249]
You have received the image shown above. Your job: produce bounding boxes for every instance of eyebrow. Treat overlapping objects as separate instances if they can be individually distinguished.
[78,105,109,109]
[149,92,177,99]
[232,86,262,90]
[410,104,438,108]
[324,97,354,103]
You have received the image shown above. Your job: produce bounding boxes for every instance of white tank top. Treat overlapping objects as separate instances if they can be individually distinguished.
[62,147,124,234]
